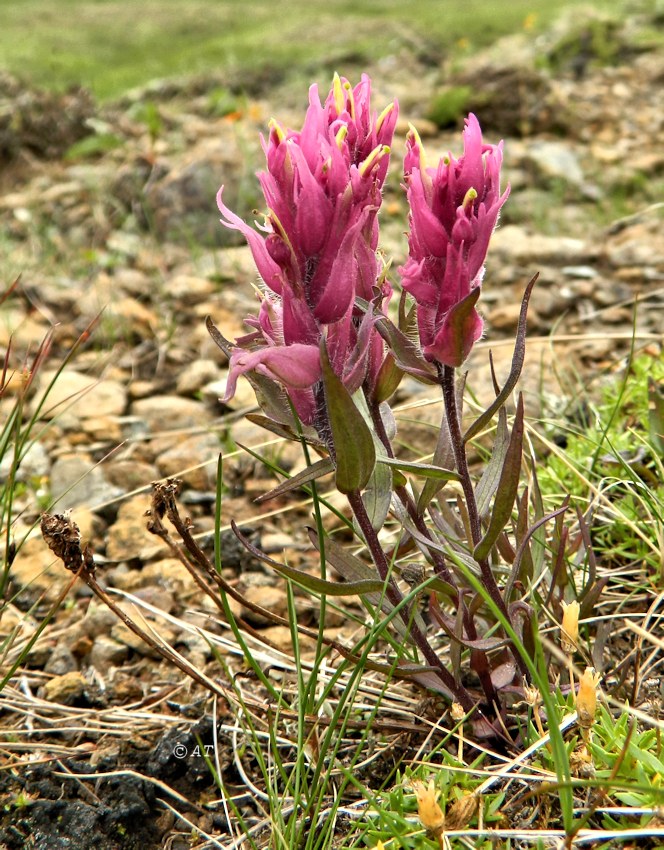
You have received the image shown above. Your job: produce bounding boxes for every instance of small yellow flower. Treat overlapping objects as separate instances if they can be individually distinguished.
[450,702,465,722]
[411,778,445,834]
[577,667,601,729]
[369,842,386,850]
[560,600,580,654]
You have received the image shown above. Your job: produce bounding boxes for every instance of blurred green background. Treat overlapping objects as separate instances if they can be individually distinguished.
[0,0,625,99]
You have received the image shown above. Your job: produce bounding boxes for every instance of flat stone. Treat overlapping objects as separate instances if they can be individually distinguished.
[32,370,127,422]
[241,584,288,626]
[44,644,78,675]
[105,494,163,562]
[10,535,68,601]
[491,225,593,265]
[175,359,220,396]
[90,635,130,669]
[156,433,219,491]
[49,454,124,513]
[130,395,213,434]
[42,671,87,705]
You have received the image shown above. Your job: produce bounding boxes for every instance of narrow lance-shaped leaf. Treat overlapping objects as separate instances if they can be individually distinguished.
[320,338,376,494]
[307,527,427,642]
[374,315,437,383]
[474,393,525,562]
[253,457,333,503]
[463,274,538,443]
[360,458,393,532]
[231,521,385,595]
[474,404,509,519]
[503,500,570,604]
[378,456,459,481]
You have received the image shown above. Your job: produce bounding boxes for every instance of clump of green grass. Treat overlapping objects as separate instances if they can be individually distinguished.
[537,349,664,584]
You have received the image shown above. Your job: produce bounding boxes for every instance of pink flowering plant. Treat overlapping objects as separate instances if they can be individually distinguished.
[203,73,601,734]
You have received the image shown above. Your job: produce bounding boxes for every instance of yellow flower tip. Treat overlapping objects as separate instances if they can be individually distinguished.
[561,600,580,654]
[335,124,348,150]
[369,842,386,850]
[359,144,389,177]
[376,101,395,133]
[411,779,445,833]
[462,187,478,210]
[268,118,286,143]
[577,667,601,728]
[332,72,345,114]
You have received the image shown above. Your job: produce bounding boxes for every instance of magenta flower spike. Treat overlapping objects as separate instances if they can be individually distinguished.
[400,114,509,368]
[218,74,398,424]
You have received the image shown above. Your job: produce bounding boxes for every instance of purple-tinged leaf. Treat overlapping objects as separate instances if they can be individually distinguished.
[475,405,509,519]
[254,458,334,503]
[378,456,459,481]
[206,315,233,358]
[503,501,570,604]
[490,661,517,690]
[320,339,375,494]
[463,273,538,444]
[374,315,437,383]
[430,597,511,651]
[515,488,534,584]
[473,393,525,562]
[231,521,384,595]
[308,527,427,641]
[373,351,404,403]
[360,459,393,532]
[244,413,325,448]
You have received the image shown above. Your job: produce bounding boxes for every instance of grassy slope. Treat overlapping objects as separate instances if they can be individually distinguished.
[0,0,623,99]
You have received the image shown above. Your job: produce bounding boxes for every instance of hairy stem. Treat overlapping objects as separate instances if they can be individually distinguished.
[367,395,458,589]
[439,364,529,680]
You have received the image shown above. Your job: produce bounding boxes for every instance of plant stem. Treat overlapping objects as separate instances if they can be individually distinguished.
[346,488,475,712]
[439,364,529,679]
[367,395,457,589]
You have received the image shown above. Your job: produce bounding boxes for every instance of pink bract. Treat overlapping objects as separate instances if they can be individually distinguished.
[400,114,509,367]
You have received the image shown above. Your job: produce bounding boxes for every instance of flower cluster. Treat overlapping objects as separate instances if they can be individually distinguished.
[400,115,509,367]
[219,76,507,423]
[219,74,398,424]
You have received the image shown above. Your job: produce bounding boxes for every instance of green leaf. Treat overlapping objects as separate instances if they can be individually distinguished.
[253,457,334,503]
[230,522,384,595]
[269,560,386,596]
[360,458,393,531]
[320,339,375,494]
[307,528,427,643]
[373,351,404,403]
[378,456,459,480]
[474,394,525,562]
[374,315,437,383]
[463,274,538,443]
[475,405,509,519]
